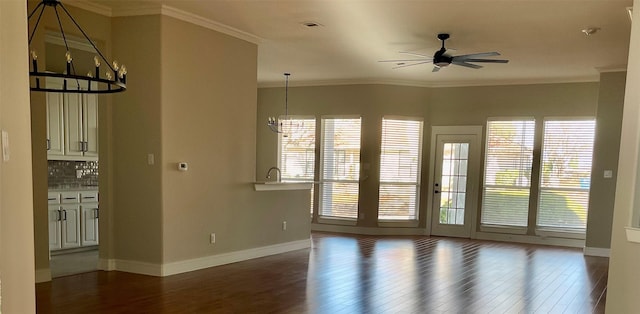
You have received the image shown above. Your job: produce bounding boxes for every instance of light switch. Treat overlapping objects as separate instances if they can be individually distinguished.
[147,153,155,165]
[604,170,613,179]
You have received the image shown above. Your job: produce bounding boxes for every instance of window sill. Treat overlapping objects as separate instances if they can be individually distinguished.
[480,225,527,235]
[536,228,585,240]
[378,220,419,228]
[625,226,640,244]
[317,216,357,226]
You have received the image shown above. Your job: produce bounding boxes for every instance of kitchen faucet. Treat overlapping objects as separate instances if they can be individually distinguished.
[266,167,281,182]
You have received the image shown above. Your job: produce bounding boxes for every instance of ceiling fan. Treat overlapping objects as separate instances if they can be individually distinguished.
[380,33,509,72]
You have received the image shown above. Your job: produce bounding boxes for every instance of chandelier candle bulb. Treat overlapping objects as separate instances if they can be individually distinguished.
[30,50,38,72]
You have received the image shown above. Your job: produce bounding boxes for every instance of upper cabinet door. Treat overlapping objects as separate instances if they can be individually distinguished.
[83,94,99,157]
[63,93,84,157]
[46,92,64,157]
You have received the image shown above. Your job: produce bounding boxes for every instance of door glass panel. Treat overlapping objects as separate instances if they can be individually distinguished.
[439,143,470,225]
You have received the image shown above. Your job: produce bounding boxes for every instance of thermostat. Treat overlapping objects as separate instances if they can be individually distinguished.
[178,162,188,171]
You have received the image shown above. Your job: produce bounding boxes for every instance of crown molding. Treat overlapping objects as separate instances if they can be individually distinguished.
[63,2,261,44]
[258,76,600,89]
[596,65,627,73]
[63,0,113,17]
[159,5,261,44]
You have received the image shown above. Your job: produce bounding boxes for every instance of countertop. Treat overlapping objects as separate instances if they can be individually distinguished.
[48,186,99,192]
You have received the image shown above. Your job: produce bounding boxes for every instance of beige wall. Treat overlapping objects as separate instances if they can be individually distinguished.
[257,82,615,243]
[110,15,164,264]
[586,71,626,249]
[0,0,36,312]
[107,14,310,268]
[606,0,640,312]
[160,16,310,262]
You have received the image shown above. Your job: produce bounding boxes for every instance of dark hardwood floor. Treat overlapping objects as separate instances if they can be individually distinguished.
[36,233,608,313]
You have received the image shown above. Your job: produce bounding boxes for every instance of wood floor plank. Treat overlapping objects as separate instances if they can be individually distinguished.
[36,233,608,313]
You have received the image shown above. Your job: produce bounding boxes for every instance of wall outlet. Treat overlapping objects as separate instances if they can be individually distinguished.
[282,221,287,231]
[210,233,216,244]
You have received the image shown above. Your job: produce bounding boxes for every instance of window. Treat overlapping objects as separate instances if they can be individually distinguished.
[378,118,423,221]
[320,117,362,219]
[537,119,595,231]
[279,117,316,214]
[481,119,535,227]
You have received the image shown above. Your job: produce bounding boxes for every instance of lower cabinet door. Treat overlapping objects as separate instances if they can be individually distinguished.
[81,204,99,246]
[48,206,62,250]
[60,205,81,249]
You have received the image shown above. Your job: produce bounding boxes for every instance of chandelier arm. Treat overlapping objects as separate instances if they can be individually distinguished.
[53,5,82,89]
[28,4,47,45]
[58,2,117,73]
[28,1,45,19]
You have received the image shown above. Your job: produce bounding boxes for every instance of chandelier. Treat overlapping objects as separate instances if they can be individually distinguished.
[28,0,127,94]
[267,73,303,137]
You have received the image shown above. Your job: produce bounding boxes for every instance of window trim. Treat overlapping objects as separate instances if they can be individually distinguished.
[480,118,536,228]
[377,116,424,225]
[535,117,596,233]
[318,115,363,220]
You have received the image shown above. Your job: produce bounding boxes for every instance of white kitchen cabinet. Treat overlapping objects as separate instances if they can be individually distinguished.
[46,92,64,157]
[80,191,99,246]
[48,203,81,250]
[81,205,99,246]
[48,191,98,251]
[60,204,81,249]
[46,78,98,161]
[48,205,62,250]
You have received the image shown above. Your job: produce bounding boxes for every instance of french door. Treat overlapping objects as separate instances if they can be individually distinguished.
[429,126,482,238]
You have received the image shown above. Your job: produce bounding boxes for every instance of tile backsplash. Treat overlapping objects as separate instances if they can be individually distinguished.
[48,160,99,188]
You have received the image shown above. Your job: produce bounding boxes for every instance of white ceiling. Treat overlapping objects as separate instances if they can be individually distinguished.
[79,0,632,87]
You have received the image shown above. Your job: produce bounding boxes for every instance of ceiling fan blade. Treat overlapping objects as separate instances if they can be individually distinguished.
[461,58,509,63]
[392,61,433,69]
[378,58,431,63]
[432,66,441,72]
[453,52,501,59]
[452,61,483,69]
[399,51,431,58]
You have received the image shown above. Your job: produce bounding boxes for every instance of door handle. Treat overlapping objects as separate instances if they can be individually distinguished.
[57,210,62,221]
[46,139,51,150]
[62,210,67,221]
[95,208,99,219]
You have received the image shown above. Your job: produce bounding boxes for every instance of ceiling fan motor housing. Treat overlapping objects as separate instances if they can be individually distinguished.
[433,48,452,67]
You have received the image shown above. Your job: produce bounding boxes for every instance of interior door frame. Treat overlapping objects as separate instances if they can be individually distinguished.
[425,126,483,237]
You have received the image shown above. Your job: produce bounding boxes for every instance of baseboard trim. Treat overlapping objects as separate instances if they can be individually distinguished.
[162,239,311,276]
[474,231,585,248]
[35,268,52,283]
[99,239,311,277]
[584,247,611,257]
[312,223,428,236]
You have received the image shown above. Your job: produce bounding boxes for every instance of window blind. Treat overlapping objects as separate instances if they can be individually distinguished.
[279,118,316,214]
[320,118,362,219]
[481,120,535,227]
[378,118,423,220]
[537,119,595,231]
